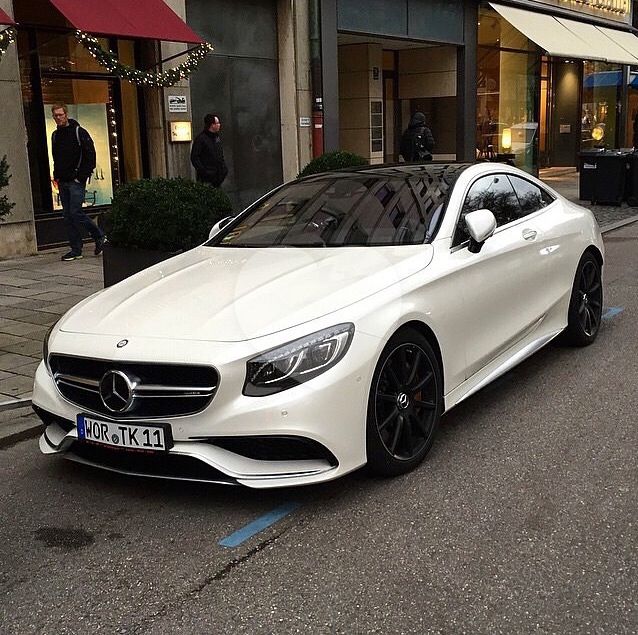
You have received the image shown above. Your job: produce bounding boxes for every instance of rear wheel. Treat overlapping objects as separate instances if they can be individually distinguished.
[564,252,603,346]
[366,329,443,476]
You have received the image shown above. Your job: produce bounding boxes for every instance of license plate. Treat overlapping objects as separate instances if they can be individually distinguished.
[77,415,173,452]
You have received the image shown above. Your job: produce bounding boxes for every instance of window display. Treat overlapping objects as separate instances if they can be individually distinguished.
[45,103,115,210]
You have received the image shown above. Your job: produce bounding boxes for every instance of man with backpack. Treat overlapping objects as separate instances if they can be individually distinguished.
[399,111,435,162]
[51,103,106,261]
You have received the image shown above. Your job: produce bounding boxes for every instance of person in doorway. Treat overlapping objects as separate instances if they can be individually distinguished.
[399,111,435,162]
[190,113,228,187]
[51,103,105,261]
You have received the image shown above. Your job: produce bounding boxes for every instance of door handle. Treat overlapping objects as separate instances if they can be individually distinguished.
[522,228,537,241]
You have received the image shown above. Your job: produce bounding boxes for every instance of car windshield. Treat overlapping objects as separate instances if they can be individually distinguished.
[208,166,468,248]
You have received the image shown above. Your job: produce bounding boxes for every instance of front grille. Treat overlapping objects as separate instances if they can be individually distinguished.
[69,442,236,484]
[49,355,218,419]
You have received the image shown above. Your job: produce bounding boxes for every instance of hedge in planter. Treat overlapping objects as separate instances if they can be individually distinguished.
[297,151,367,178]
[103,178,233,286]
[106,177,233,252]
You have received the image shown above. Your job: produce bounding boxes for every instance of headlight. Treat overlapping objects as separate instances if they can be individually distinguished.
[244,323,355,396]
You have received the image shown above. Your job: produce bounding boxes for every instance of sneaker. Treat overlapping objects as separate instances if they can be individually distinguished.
[61,251,83,261]
[94,235,107,256]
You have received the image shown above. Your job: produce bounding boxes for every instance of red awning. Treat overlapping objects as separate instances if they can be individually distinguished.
[0,8,16,25]
[49,0,203,44]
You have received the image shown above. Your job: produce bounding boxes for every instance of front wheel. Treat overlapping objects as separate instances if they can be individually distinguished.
[564,252,603,346]
[366,329,443,476]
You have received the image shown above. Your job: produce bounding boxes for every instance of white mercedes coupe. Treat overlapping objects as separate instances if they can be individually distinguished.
[34,162,604,488]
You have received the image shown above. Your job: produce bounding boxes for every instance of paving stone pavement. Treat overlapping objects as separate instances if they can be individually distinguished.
[0,171,636,446]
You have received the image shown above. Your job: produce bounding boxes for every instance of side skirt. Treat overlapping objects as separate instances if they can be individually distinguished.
[444,328,563,412]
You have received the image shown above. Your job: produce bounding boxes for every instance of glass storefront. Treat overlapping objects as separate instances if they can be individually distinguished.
[17,26,147,248]
[477,6,540,173]
[581,61,622,151]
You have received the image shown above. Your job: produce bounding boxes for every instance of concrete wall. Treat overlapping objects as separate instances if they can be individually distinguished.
[162,0,192,179]
[278,0,313,180]
[338,43,384,163]
[0,0,37,258]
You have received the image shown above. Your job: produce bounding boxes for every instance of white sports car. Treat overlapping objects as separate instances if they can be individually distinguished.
[33,162,604,488]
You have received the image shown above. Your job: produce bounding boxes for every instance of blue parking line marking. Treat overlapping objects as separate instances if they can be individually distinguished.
[219,502,301,548]
[602,306,624,320]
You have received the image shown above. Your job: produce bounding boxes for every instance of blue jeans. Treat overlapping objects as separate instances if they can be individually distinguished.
[58,180,104,254]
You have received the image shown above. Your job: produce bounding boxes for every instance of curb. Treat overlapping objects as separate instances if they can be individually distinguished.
[0,397,32,413]
[599,214,638,234]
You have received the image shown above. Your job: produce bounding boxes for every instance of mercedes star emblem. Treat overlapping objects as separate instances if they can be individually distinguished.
[99,370,136,413]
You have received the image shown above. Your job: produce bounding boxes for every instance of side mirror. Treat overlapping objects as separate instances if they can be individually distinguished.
[208,216,233,240]
[465,209,496,253]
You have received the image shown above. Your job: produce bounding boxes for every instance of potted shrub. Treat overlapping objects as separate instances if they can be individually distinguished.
[0,155,16,223]
[298,151,368,178]
[103,177,233,287]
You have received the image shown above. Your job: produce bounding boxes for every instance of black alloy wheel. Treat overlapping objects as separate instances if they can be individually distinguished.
[565,252,603,346]
[366,329,442,476]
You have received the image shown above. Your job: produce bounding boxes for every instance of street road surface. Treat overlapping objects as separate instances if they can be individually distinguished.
[1,223,636,634]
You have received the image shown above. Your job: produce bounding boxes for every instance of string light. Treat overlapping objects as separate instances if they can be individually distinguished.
[0,27,16,64]
[74,30,214,87]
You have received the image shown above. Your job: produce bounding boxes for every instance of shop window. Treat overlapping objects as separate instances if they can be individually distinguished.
[370,100,383,154]
[582,61,621,151]
[43,80,119,210]
[37,31,110,75]
[477,46,539,173]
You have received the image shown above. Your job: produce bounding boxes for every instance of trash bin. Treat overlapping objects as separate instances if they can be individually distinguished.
[578,149,604,202]
[625,152,638,206]
[579,150,628,205]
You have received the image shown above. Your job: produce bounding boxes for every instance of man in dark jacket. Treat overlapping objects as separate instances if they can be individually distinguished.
[399,112,435,162]
[190,113,228,187]
[51,103,105,261]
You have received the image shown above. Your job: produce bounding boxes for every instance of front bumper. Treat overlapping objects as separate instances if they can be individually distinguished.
[33,329,378,488]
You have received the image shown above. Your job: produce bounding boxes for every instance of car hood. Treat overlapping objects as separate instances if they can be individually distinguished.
[60,245,433,342]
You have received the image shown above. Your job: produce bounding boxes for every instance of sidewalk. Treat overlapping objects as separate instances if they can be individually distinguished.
[0,174,637,446]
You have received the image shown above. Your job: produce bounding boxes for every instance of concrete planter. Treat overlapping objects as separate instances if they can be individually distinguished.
[102,243,179,288]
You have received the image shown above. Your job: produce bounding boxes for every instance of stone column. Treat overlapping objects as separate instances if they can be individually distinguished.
[0,1,37,258]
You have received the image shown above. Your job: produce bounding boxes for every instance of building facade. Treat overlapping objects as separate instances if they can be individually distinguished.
[0,0,313,259]
[2,0,638,260]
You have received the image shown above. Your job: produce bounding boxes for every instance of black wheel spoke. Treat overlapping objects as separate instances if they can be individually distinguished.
[405,349,422,386]
[389,415,404,454]
[414,398,436,410]
[585,308,592,335]
[386,363,402,389]
[589,281,601,294]
[412,370,433,392]
[403,416,414,454]
[409,413,429,436]
[379,407,398,432]
[378,392,397,403]
[400,347,409,382]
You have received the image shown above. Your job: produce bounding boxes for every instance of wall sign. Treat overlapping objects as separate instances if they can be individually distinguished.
[168,95,188,113]
[299,116,311,127]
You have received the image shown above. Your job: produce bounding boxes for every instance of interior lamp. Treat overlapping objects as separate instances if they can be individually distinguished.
[501,127,512,151]
[591,125,604,142]
[170,121,192,142]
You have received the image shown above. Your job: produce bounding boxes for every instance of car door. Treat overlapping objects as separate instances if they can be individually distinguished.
[446,173,549,379]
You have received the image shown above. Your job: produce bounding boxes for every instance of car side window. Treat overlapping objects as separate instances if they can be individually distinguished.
[507,175,554,217]
[453,174,521,246]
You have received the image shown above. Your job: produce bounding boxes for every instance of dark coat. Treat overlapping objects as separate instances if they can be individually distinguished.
[399,112,435,162]
[190,130,228,187]
[51,119,96,183]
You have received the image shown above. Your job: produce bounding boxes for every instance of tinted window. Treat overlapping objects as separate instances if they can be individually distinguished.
[453,174,521,245]
[507,175,554,216]
[212,177,430,247]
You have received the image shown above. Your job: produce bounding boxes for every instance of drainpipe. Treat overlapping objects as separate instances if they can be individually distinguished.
[309,0,324,157]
